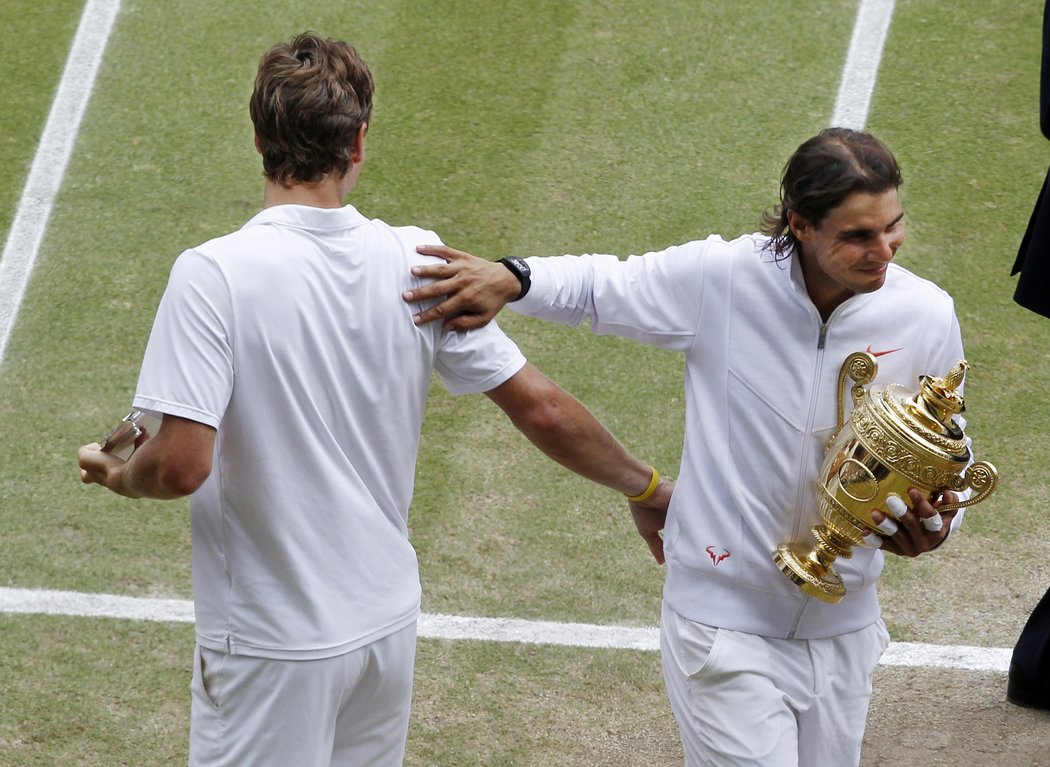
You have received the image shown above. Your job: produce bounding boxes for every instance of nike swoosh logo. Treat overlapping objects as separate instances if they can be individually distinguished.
[866,344,902,357]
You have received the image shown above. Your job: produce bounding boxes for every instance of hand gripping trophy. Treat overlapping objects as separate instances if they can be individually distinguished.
[774,351,998,603]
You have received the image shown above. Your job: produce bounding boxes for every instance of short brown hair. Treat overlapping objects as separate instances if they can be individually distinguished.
[762,128,902,260]
[249,32,374,186]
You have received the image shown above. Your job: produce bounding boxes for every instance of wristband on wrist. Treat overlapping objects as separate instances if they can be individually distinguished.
[498,256,531,301]
[626,466,660,502]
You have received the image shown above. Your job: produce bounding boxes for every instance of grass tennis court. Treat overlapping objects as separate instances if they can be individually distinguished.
[1,1,1049,764]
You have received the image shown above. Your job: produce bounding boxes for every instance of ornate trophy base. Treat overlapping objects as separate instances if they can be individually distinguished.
[774,542,846,603]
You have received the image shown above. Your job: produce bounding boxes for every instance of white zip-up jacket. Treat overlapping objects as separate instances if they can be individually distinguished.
[513,233,966,639]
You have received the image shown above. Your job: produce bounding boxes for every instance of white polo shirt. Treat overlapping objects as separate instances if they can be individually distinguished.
[133,204,526,659]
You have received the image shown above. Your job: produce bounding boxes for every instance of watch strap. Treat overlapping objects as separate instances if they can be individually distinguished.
[498,256,532,301]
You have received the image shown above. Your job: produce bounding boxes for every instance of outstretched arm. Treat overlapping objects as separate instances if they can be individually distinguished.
[404,245,521,331]
[485,362,670,563]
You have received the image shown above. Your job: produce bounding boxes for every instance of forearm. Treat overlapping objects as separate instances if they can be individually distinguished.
[117,441,196,499]
[487,364,654,497]
[79,414,214,500]
[520,402,652,494]
[78,440,194,500]
[486,363,670,565]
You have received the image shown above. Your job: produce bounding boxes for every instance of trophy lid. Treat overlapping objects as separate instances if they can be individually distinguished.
[865,360,971,464]
[915,360,967,421]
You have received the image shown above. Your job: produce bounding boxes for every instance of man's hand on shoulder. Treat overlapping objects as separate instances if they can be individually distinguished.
[403,245,523,331]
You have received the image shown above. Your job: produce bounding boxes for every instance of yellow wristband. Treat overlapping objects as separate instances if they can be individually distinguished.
[626,467,660,502]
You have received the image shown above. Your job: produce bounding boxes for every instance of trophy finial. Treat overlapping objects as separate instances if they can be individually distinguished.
[914,359,968,428]
[941,360,969,393]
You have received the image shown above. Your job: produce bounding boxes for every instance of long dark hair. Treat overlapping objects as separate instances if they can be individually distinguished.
[761,128,902,260]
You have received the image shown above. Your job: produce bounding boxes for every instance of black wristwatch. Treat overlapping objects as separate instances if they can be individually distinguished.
[498,256,532,301]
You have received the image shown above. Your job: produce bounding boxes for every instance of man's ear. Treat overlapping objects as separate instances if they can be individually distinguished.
[351,123,367,164]
[254,134,263,155]
[786,209,812,242]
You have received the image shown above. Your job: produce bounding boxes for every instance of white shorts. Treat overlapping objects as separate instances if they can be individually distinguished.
[660,603,889,767]
[189,622,417,767]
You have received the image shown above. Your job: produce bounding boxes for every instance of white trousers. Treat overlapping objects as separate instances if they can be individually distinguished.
[189,622,417,767]
[660,603,889,767]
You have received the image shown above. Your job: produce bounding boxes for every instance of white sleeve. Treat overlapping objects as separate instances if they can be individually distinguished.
[132,249,234,427]
[433,319,527,395]
[509,241,711,352]
[399,227,528,396]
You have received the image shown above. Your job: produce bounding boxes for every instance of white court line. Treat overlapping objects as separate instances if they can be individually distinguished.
[0,0,122,364]
[0,587,1012,672]
[831,0,895,129]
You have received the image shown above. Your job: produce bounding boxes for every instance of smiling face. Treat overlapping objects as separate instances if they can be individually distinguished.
[788,188,905,320]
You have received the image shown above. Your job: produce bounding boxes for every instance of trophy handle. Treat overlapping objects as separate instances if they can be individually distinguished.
[836,352,879,432]
[938,461,999,511]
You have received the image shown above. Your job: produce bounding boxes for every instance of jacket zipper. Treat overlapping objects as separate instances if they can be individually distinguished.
[786,319,829,637]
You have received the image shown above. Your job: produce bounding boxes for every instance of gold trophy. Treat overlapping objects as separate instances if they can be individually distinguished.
[774,352,998,603]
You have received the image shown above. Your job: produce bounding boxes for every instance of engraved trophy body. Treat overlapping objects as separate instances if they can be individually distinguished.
[774,352,998,603]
